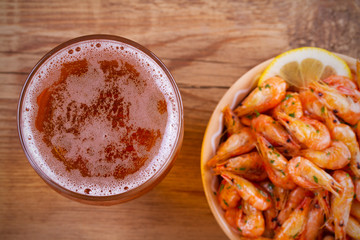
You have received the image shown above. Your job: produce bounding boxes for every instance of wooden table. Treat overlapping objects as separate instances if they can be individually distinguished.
[1,1,359,239]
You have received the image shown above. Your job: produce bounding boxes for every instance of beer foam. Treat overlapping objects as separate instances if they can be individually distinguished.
[20,39,181,196]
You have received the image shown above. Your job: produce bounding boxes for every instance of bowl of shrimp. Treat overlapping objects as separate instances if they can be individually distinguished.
[201,50,360,240]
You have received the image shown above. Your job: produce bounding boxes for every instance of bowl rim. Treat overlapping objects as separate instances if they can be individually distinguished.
[200,52,357,239]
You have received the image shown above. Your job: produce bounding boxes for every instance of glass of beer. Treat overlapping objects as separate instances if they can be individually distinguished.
[17,35,184,205]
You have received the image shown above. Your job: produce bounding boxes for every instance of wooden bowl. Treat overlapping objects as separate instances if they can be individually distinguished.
[200,53,356,239]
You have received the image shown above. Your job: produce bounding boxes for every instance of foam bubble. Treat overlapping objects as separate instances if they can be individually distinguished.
[21,39,180,196]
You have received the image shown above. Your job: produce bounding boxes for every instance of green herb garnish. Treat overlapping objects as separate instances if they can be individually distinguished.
[313,176,318,183]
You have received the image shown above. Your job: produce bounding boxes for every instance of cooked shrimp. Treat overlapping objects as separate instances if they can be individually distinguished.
[223,105,243,136]
[224,207,239,229]
[324,108,360,177]
[217,180,241,210]
[324,75,359,90]
[355,121,360,144]
[330,170,354,240]
[274,197,312,240]
[272,184,289,211]
[273,92,303,119]
[351,200,360,221]
[252,114,300,152]
[299,200,326,240]
[309,81,360,125]
[299,89,325,121]
[214,152,267,181]
[239,115,253,127]
[263,205,278,232]
[277,187,312,225]
[260,181,282,230]
[323,236,335,240]
[356,179,360,202]
[207,127,256,167]
[300,141,351,170]
[346,216,360,239]
[236,200,265,238]
[314,189,331,221]
[221,171,272,211]
[287,157,343,196]
[256,135,297,189]
[277,112,331,150]
[234,77,287,117]
[323,75,360,100]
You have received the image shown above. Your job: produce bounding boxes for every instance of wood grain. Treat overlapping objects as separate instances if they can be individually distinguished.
[1,0,359,239]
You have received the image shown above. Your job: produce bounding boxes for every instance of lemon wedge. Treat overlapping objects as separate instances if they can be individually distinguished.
[259,47,352,87]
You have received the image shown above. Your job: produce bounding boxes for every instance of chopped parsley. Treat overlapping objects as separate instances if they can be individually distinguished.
[258,86,262,91]
[270,160,275,164]
[295,163,300,168]
[219,184,224,192]
[292,232,299,239]
[313,176,319,183]
[223,199,229,206]
[236,183,242,190]
[254,110,260,117]
[289,113,295,118]
[285,94,293,101]
[239,167,246,171]
[265,84,271,89]
[321,106,325,113]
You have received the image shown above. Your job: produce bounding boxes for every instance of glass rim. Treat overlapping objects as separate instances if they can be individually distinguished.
[17,34,184,203]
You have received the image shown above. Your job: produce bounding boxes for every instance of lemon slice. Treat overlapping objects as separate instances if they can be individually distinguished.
[259,47,352,87]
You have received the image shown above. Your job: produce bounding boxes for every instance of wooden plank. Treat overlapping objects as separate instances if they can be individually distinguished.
[1,0,360,239]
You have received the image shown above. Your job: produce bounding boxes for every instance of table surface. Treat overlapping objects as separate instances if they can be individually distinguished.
[1,1,360,239]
